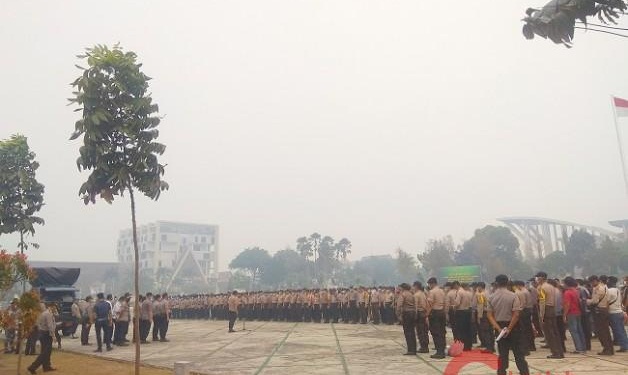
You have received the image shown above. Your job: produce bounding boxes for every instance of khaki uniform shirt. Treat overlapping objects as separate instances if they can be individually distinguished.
[455,289,472,310]
[428,286,446,310]
[414,290,427,312]
[487,288,522,322]
[228,295,240,313]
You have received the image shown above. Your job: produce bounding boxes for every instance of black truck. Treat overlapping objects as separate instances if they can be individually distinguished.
[31,267,80,336]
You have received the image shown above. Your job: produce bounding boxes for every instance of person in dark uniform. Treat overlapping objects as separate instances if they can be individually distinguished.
[397,283,417,355]
[486,274,530,375]
[426,277,447,359]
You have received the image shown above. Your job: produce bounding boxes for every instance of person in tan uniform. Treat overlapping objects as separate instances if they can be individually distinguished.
[426,277,446,359]
[28,303,57,374]
[586,275,614,355]
[413,281,429,353]
[227,291,240,333]
[446,282,458,340]
[475,282,494,353]
[453,281,473,351]
[536,271,564,359]
[370,288,382,324]
[397,283,417,355]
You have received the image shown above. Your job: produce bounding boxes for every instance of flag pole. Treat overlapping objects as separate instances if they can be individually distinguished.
[611,96,628,196]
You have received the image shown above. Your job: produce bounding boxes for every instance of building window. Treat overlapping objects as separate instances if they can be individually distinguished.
[193,244,200,251]
[161,234,167,241]
[158,261,162,268]
[201,236,206,243]
[203,253,209,260]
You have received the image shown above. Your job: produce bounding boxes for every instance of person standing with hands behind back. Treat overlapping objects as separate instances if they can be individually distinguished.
[487,275,529,375]
[227,291,240,333]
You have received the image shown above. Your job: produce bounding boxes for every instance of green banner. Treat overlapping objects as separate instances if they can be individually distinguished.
[438,265,482,283]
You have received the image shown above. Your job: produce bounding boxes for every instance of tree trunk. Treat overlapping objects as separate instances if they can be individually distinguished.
[129,186,141,375]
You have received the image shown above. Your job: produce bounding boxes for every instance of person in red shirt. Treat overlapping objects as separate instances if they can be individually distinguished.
[563,277,586,353]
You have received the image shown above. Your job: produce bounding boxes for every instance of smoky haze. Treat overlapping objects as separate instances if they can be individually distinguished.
[1,0,627,269]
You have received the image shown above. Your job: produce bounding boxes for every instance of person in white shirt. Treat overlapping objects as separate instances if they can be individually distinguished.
[607,276,627,352]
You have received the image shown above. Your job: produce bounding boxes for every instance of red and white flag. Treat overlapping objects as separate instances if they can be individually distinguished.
[613,96,628,117]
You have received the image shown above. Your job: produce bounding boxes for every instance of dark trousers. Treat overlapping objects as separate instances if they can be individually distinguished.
[162,318,169,339]
[139,319,151,341]
[532,305,543,337]
[542,306,564,357]
[402,311,417,353]
[81,320,91,345]
[415,311,429,350]
[359,303,368,324]
[25,328,38,355]
[556,315,567,352]
[28,332,53,372]
[581,311,592,350]
[521,308,535,351]
[592,308,614,354]
[228,311,237,331]
[153,315,164,340]
[429,310,446,355]
[496,321,529,375]
[371,304,381,324]
[350,301,358,323]
[114,320,129,344]
[448,308,458,340]
[455,309,472,350]
[330,303,339,323]
[95,320,111,349]
[478,312,494,352]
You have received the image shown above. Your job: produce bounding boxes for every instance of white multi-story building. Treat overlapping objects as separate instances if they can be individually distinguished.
[116,221,219,286]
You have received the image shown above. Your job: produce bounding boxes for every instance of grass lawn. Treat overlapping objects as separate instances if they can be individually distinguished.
[0,349,172,375]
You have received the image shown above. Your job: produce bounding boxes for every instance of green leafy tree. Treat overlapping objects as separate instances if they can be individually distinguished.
[540,251,571,277]
[352,255,398,286]
[334,238,352,260]
[0,134,45,254]
[588,237,623,275]
[69,44,168,375]
[262,248,311,288]
[566,230,595,270]
[296,236,313,260]
[456,225,526,280]
[229,247,271,289]
[418,236,455,276]
[396,248,418,282]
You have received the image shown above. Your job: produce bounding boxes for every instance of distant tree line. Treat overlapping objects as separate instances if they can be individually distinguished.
[228,225,628,290]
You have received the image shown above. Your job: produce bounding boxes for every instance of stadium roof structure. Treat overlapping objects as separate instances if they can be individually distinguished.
[497,217,621,259]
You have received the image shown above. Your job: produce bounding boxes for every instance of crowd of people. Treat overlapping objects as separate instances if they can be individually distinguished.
[170,273,628,375]
[3,272,627,375]
[1,291,173,374]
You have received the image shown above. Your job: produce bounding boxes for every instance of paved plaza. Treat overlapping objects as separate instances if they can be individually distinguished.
[63,320,628,375]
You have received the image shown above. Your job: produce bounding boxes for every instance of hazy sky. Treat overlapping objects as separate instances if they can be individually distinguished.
[2,1,628,269]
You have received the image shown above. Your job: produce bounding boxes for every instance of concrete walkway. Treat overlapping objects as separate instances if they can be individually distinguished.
[62,320,628,375]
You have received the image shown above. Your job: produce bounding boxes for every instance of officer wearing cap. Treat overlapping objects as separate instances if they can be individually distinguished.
[487,274,530,375]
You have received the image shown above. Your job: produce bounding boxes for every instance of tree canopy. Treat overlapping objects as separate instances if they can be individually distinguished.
[0,134,45,253]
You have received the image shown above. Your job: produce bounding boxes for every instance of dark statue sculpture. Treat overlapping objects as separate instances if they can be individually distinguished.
[522,0,627,47]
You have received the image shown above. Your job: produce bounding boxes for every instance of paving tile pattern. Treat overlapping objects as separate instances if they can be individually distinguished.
[62,320,628,375]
